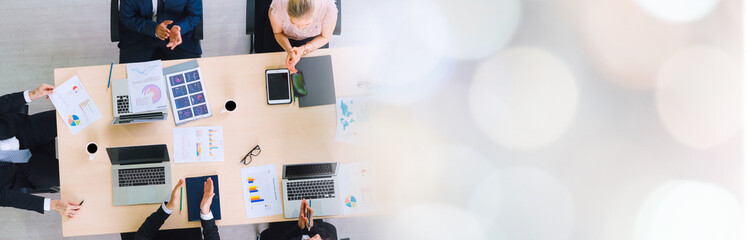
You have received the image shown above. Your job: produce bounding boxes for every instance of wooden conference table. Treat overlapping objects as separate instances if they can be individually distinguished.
[54,48,374,237]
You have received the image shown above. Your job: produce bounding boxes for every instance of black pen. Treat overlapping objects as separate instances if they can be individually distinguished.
[79,200,84,205]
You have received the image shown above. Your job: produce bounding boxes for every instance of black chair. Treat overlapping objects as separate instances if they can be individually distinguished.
[246,0,341,53]
[111,0,204,42]
[121,227,203,240]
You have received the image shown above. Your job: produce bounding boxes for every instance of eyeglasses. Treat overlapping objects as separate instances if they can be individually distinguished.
[241,145,261,165]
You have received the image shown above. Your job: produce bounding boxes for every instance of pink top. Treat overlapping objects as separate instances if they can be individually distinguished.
[270,0,338,41]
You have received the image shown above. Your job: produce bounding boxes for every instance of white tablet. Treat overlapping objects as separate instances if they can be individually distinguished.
[266,69,292,105]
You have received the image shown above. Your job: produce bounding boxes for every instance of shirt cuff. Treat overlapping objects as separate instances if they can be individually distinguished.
[23,90,32,103]
[200,210,214,220]
[161,203,173,215]
[44,198,51,211]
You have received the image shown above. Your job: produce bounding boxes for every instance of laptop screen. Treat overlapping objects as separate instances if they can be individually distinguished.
[106,144,169,165]
[283,162,338,179]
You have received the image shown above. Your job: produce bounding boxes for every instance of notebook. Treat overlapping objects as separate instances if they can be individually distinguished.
[185,175,222,221]
[295,55,337,108]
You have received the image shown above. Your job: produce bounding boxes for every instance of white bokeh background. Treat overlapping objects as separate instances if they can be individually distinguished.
[367,0,745,239]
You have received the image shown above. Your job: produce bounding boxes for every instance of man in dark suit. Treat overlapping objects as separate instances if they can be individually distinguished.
[119,0,203,64]
[134,178,220,240]
[0,84,82,219]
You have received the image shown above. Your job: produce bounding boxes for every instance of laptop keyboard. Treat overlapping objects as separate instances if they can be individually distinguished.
[286,179,336,201]
[118,167,166,187]
[116,95,130,114]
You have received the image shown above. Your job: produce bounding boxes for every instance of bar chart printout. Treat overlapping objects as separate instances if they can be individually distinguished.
[241,164,282,218]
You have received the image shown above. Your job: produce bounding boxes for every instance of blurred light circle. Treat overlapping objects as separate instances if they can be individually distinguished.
[469,47,578,150]
[634,180,742,240]
[469,167,575,240]
[387,203,489,240]
[431,0,522,60]
[370,0,452,105]
[655,46,740,149]
[633,0,721,23]
[584,0,690,89]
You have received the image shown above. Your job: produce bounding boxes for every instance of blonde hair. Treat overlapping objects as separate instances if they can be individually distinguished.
[287,0,315,19]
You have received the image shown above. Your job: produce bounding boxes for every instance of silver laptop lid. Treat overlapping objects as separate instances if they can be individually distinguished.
[106,144,170,166]
[282,162,338,179]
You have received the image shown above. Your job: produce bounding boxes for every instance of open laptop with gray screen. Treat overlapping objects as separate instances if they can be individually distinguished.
[107,144,172,206]
[282,162,341,218]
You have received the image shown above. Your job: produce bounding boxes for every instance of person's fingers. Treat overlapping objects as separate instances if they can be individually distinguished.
[307,206,314,217]
[164,20,173,25]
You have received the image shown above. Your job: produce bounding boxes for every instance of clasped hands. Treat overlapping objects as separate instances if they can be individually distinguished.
[286,45,308,74]
[155,20,183,50]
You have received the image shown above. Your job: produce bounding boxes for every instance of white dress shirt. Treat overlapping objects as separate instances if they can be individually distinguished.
[161,203,214,220]
[152,0,159,22]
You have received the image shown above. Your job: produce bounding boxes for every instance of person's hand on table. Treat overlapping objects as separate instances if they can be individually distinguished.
[51,199,81,219]
[286,51,298,74]
[166,25,182,50]
[29,83,54,100]
[165,179,185,210]
[155,20,173,40]
[200,177,215,214]
[297,198,314,230]
[309,234,322,240]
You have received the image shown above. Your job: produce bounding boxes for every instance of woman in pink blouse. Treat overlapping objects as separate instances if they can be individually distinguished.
[268,0,338,72]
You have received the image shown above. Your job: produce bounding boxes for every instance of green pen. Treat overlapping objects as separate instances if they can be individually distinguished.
[179,187,183,215]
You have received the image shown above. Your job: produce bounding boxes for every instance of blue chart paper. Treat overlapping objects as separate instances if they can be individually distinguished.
[186,175,221,221]
[164,60,212,125]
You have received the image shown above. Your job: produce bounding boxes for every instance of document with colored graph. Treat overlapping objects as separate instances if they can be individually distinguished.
[339,162,377,215]
[49,75,102,135]
[241,164,282,218]
[126,60,168,113]
[172,126,224,163]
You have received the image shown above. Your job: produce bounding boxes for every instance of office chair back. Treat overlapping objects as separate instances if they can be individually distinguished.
[111,0,204,42]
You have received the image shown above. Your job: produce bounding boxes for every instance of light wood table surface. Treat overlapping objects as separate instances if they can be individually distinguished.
[54,48,375,237]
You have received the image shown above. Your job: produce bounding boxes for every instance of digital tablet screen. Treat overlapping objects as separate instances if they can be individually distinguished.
[267,72,290,101]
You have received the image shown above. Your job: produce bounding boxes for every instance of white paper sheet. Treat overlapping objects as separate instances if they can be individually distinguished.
[338,162,377,215]
[126,60,168,113]
[49,76,102,135]
[335,97,370,144]
[172,126,224,163]
[241,164,283,218]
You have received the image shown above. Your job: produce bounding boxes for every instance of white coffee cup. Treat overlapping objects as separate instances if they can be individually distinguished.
[86,142,98,160]
[221,99,237,113]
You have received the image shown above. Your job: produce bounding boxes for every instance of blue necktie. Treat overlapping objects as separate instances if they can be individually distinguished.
[0,149,32,163]
[157,0,165,24]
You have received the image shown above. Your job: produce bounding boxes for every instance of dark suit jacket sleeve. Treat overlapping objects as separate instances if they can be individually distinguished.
[134,204,171,240]
[174,0,202,34]
[200,218,220,240]
[119,0,159,39]
[0,92,26,114]
[0,188,45,214]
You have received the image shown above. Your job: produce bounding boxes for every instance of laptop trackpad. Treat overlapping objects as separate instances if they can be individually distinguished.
[130,189,157,204]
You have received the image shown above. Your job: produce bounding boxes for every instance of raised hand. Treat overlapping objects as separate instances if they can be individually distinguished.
[200,177,215,214]
[166,25,182,50]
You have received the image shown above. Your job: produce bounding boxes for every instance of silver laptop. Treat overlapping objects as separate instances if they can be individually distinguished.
[106,144,172,206]
[282,162,341,218]
[111,78,168,125]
